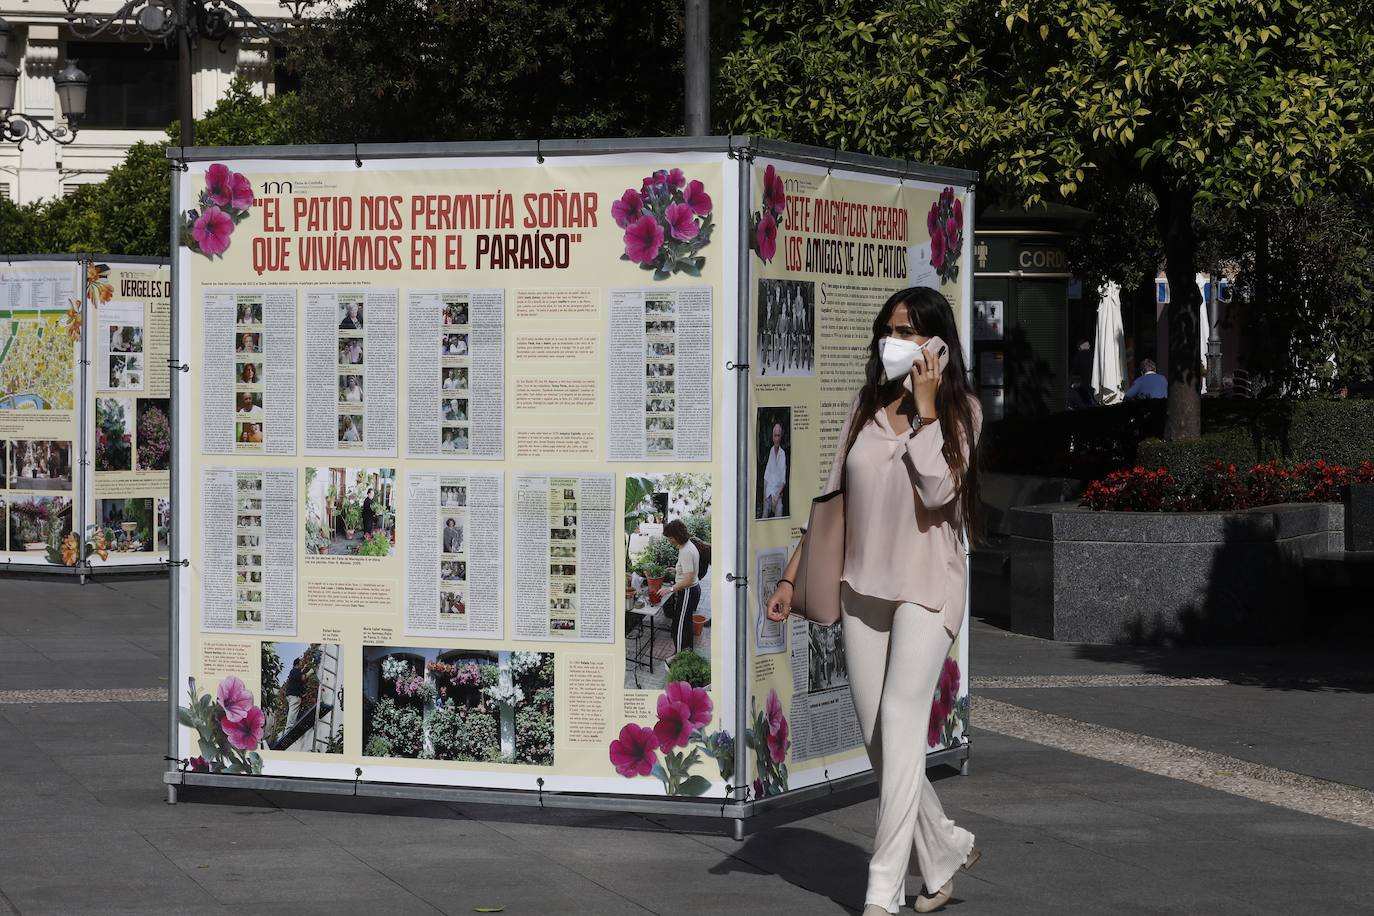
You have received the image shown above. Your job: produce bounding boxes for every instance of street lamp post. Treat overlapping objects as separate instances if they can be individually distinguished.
[60,0,316,148]
[1,16,90,146]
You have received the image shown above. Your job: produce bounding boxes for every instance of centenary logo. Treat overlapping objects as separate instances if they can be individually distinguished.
[261,180,294,194]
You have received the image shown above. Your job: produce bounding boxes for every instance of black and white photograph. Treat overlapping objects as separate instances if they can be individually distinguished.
[442,398,468,422]
[338,413,363,445]
[755,406,791,519]
[440,483,467,507]
[443,301,469,325]
[442,517,464,554]
[339,375,364,404]
[236,302,262,324]
[7,440,73,491]
[808,622,849,692]
[440,426,470,453]
[339,337,364,366]
[238,361,262,384]
[442,333,469,356]
[441,367,468,391]
[756,278,815,376]
[440,560,466,582]
[338,299,364,330]
[645,362,675,378]
[647,379,674,395]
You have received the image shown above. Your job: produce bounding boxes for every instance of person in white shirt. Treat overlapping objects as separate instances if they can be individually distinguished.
[342,377,363,403]
[762,423,787,517]
[662,519,702,653]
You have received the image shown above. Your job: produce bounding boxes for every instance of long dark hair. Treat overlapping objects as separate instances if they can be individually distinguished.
[843,287,979,540]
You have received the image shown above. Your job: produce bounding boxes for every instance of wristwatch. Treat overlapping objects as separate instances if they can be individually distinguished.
[909,416,937,437]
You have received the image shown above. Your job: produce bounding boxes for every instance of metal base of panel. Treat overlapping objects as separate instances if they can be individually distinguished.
[161,743,970,834]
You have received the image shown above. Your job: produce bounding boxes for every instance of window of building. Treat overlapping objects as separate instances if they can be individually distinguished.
[66,41,178,129]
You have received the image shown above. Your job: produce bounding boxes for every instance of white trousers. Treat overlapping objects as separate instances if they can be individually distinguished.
[286,695,301,729]
[841,584,974,914]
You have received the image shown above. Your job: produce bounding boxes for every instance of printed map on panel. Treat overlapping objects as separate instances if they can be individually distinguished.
[0,311,75,410]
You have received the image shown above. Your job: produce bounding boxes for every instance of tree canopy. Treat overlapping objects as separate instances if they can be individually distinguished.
[722,0,1374,434]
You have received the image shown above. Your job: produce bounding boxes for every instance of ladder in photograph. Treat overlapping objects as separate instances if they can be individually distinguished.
[312,644,341,752]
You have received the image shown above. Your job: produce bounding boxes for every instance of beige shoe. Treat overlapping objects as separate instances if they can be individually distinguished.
[962,845,981,872]
[863,906,893,916]
[913,879,952,913]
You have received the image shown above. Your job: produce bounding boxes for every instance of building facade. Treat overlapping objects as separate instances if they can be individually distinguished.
[1,0,292,204]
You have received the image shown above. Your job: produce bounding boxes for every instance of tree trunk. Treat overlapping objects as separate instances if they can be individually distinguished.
[1155,185,1202,440]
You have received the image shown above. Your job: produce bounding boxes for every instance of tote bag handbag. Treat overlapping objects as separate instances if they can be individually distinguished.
[790,489,845,626]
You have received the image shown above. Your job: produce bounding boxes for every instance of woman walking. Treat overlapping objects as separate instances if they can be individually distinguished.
[766,287,982,914]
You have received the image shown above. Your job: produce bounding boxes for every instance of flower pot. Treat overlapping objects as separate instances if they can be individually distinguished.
[692,615,706,638]
[345,528,355,539]
[647,575,664,599]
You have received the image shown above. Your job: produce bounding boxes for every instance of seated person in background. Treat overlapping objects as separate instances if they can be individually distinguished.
[1125,359,1168,400]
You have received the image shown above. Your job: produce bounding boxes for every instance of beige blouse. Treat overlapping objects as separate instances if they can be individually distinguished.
[823,391,982,638]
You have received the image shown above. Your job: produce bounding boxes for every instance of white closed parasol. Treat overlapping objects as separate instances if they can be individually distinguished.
[1092,282,1127,404]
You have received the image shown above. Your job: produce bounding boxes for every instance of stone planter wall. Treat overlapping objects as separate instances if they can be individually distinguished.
[1009,501,1345,645]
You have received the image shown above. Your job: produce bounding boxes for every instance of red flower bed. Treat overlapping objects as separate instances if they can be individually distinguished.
[1082,460,1374,512]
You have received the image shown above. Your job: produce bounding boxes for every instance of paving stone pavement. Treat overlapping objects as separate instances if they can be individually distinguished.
[1,575,1370,915]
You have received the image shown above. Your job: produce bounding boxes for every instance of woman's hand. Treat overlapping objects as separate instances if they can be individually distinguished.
[909,344,941,418]
[765,581,794,621]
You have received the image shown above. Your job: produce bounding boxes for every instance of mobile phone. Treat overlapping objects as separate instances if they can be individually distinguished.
[923,336,951,374]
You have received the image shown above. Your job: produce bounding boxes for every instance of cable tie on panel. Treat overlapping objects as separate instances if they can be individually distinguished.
[725,573,747,587]
[724,361,749,372]
[827,147,839,175]
[354,143,363,169]
[536,776,545,807]
[166,359,189,372]
[160,557,190,568]
[353,767,362,795]
[168,146,189,173]
[536,138,544,165]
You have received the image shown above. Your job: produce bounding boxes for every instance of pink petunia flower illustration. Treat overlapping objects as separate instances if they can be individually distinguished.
[684,179,712,216]
[756,211,778,263]
[666,167,686,190]
[952,197,963,230]
[945,218,960,250]
[222,705,265,750]
[188,756,210,773]
[205,163,234,207]
[664,681,713,731]
[762,164,786,217]
[664,202,700,242]
[765,688,785,736]
[609,723,659,777]
[226,170,254,211]
[653,698,694,750]
[611,189,644,229]
[930,227,947,271]
[192,207,235,256]
[928,657,961,747]
[217,675,254,722]
[624,213,664,264]
[927,201,939,236]
[767,714,790,763]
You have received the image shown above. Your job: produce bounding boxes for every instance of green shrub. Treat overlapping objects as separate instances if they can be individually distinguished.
[1139,399,1374,487]
[684,513,711,543]
[368,698,423,757]
[430,704,499,762]
[515,687,555,766]
[666,649,711,688]
[363,735,392,758]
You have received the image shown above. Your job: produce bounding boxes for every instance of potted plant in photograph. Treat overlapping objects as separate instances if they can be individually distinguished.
[342,498,362,540]
[641,559,666,601]
[665,649,710,689]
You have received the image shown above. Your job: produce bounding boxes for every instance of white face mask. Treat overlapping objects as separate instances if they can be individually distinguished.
[878,336,922,383]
